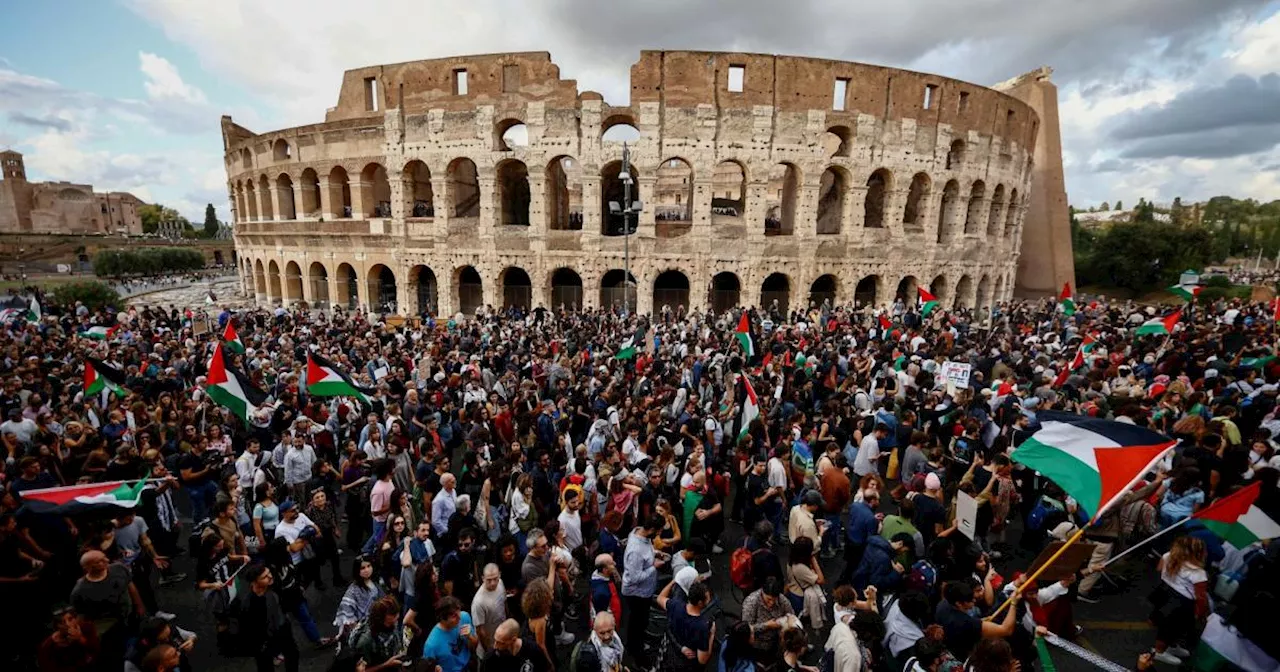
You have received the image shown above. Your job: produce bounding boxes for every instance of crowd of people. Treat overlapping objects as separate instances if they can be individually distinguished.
[1,284,1279,672]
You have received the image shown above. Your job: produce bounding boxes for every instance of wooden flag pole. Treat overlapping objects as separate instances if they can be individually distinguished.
[987,522,1092,621]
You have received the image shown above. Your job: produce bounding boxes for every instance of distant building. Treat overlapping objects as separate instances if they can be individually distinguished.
[1075,207,1170,229]
[0,150,145,234]
[156,219,187,239]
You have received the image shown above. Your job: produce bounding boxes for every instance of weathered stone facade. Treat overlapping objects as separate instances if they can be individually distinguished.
[226,50,1068,316]
[0,151,145,235]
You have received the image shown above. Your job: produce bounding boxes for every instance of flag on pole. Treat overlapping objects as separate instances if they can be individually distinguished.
[1241,355,1276,370]
[206,344,269,424]
[1194,482,1280,548]
[734,313,755,357]
[18,480,150,516]
[738,375,760,442]
[1134,308,1182,337]
[918,287,939,316]
[222,320,245,354]
[1053,333,1097,388]
[1011,416,1175,518]
[1192,614,1278,672]
[306,352,374,406]
[1169,283,1202,302]
[84,357,127,397]
[1273,297,1280,324]
[1059,283,1076,316]
[24,296,40,323]
[82,325,119,341]
[613,335,637,360]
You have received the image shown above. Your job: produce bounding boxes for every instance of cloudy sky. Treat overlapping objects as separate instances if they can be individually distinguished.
[2,0,1279,222]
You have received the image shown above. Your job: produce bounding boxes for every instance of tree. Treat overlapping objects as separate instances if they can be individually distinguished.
[203,203,219,238]
[1075,219,1216,297]
[1115,200,1123,211]
[1133,199,1156,223]
[1171,197,1186,227]
[1100,201,1110,211]
[51,281,121,311]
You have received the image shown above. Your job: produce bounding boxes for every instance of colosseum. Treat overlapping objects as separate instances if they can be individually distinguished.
[224,50,1072,316]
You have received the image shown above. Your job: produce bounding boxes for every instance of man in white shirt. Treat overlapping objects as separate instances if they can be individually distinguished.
[470,563,507,656]
[854,424,889,478]
[274,500,318,565]
[557,489,583,554]
[431,473,458,536]
[622,426,645,467]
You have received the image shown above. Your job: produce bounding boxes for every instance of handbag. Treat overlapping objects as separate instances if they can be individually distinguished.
[887,448,901,480]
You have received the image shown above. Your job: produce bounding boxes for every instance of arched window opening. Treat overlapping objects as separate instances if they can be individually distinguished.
[257,175,275,221]
[368,265,397,314]
[655,158,693,237]
[457,266,483,315]
[937,180,960,243]
[976,275,991,311]
[765,163,799,236]
[300,169,321,218]
[711,161,746,219]
[761,273,791,315]
[955,275,974,309]
[546,156,582,230]
[600,269,636,312]
[308,262,329,308]
[500,267,532,310]
[654,270,690,314]
[244,180,259,221]
[550,268,583,310]
[328,166,352,219]
[896,276,918,304]
[601,161,640,236]
[412,266,438,316]
[448,158,480,219]
[284,261,303,304]
[1004,188,1020,237]
[497,160,531,227]
[359,164,392,218]
[267,260,282,303]
[987,184,1005,237]
[601,116,639,143]
[404,161,434,218]
[811,275,839,309]
[824,126,853,158]
[272,139,291,161]
[336,264,357,310]
[903,173,929,232]
[817,167,847,235]
[854,275,880,308]
[276,174,296,220]
[930,275,948,308]
[864,169,891,229]
[946,139,966,170]
[710,272,741,314]
[496,120,528,151]
[963,180,986,234]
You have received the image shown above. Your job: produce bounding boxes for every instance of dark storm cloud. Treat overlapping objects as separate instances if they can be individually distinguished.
[8,112,71,132]
[1113,74,1280,140]
[1118,124,1280,159]
[541,0,1267,86]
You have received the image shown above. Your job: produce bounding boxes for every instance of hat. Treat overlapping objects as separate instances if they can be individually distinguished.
[674,566,699,594]
[924,473,942,491]
[278,499,297,513]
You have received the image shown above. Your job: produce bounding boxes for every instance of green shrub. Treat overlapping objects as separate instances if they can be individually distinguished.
[93,247,205,277]
[1205,275,1232,288]
[50,281,121,311]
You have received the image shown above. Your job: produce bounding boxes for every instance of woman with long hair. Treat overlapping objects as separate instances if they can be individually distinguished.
[334,556,385,642]
[520,577,556,669]
[402,562,439,658]
[251,482,279,546]
[507,473,536,553]
[718,621,756,672]
[1149,535,1208,665]
[785,536,826,627]
[653,497,682,554]
[377,514,410,592]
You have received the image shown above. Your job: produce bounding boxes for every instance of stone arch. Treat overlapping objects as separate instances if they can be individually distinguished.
[499,266,532,310]
[825,126,853,158]
[272,139,291,162]
[495,119,528,151]
[600,115,639,143]
[864,168,892,229]
[496,159,531,227]
[811,274,840,309]
[328,166,352,219]
[403,160,434,217]
[976,274,991,310]
[308,261,329,308]
[257,175,275,221]
[903,172,930,232]
[267,260,282,303]
[817,166,848,235]
[963,180,986,234]
[955,274,975,309]
[600,269,636,312]
[854,275,882,308]
[601,160,640,236]
[455,265,483,315]
[761,272,791,314]
[987,184,1005,237]
[359,163,391,218]
[765,163,800,236]
[233,183,245,223]
[244,180,260,221]
[710,272,741,314]
[300,168,321,218]
[276,173,296,220]
[367,264,397,313]
[896,275,918,304]
[653,270,690,313]
[253,259,267,297]
[937,179,960,243]
[335,263,358,310]
[946,139,966,170]
[1004,188,1019,237]
[545,156,582,230]
[448,158,480,218]
[930,274,949,307]
[410,265,438,315]
[550,267,583,310]
[711,160,746,218]
[240,148,252,170]
[655,158,693,231]
[283,261,303,304]
[993,275,1006,305]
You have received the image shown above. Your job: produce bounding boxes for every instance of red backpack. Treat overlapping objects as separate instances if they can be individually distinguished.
[730,544,763,591]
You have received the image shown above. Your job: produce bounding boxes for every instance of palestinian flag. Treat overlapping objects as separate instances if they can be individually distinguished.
[614,335,637,360]
[1195,482,1280,548]
[1052,333,1097,387]
[1134,308,1181,337]
[1059,283,1076,316]
[734,313,755,357]
[1241,355,1276,370]
[918,287,939,316]
[893,354,907,371]
[19,480,150,516]
[222,320,245,354]
[206,344,269,423]
[1192,614,1277,672]
[1012,416,1175,518]
[1169,283,1202,302]
[307,352,373,405]
[83,325,119,341]
[24,297,40,323]
[878,313,892,331]
[1274,297,1280,325]
[738,375,760,442]
[84,357,127,397]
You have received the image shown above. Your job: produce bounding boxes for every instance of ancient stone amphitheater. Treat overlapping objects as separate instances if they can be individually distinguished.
[225,51,1071,316]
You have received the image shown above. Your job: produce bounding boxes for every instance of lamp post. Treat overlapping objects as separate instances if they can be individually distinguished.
[609,143,644,316]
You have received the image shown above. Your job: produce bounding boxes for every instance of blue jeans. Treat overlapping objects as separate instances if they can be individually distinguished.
[822,513,843,553]
[185,481,218,523]
[361,519,386,555]
[291,598,322,643]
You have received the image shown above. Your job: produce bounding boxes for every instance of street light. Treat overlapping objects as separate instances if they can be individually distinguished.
[608,143,644,316]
